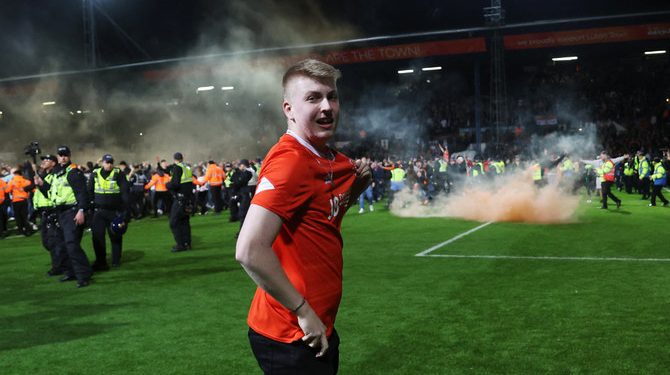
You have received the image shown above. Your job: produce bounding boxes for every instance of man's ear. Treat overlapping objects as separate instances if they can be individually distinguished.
[282,100,293,122]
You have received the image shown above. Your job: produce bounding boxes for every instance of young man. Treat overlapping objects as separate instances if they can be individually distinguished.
[236,59,371,374]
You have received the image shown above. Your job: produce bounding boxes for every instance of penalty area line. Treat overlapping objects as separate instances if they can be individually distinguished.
[415,221,493,257]
[422,254,670,262]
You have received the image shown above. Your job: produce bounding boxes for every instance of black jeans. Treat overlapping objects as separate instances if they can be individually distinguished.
[40,211,67,272]
[248,328,340,375]
[57,208,93,283]
[210,185,223,213]
[639,177,650,198]
[650,185,669,206]
[169,197,191,248]
[12,199,31,234]
[601,181,620,208]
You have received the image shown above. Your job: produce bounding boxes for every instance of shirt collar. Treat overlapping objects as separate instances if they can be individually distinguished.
[286,129,325,158]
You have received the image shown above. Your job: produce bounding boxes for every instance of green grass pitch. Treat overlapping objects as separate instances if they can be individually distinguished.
[1,191,669,374]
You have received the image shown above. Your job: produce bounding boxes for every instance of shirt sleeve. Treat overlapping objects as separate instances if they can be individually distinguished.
[251,148,313,222]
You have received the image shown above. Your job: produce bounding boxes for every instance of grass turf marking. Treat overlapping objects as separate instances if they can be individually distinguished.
[415,221,493,257]
[421,254,670,262]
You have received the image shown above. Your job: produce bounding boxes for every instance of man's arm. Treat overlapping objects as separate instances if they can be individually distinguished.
[235,204,330,357]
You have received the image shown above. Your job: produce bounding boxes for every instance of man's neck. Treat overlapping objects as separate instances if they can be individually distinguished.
[286,127,330,158]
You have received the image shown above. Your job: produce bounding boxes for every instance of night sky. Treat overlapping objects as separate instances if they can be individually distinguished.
[0,0,669,78]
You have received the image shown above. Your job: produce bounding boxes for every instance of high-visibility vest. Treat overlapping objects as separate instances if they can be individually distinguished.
[224,170,233,188]
[176,162,193,184]
[9,175,31,202]
[33,174,54,209]
[50,164,78,206]
[532,163,543,181]
[472,162,485,177]
[390,168,406,182]
[560,159,574,174]
[438,160,448,173]
[623,161,635,176]
[601,160,615,182]
[93,168,121,195]
[651,162,667,186]
[639,158,650,178]
[493,161,505,175]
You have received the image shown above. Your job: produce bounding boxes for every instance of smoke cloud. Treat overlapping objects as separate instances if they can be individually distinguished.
[0,0,358,165]
[390,130,599,223]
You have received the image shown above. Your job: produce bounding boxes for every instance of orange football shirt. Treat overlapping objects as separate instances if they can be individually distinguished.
[247,131,357,343]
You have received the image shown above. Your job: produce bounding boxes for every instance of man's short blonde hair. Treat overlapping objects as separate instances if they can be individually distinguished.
[282,59,341,98]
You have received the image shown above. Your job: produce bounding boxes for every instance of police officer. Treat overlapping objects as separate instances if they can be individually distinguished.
[88,154,130,269]
[167,152,194,252]
[34,154,67,276]
[35,146,92,288]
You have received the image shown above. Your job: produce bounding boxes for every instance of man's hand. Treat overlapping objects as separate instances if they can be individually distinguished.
[297,301,329,357]
[348,159,372,207]
[74,210,85,226]
[34,175,43,186]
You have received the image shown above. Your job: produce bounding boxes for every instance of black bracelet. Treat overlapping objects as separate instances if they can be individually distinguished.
[291,298,306,314]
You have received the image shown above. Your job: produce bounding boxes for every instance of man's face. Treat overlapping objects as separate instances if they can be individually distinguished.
[283,75,339,147]
[102,161,113,171]
[160,161,168,169]
[57,154,70,165]
[600,153,607,161]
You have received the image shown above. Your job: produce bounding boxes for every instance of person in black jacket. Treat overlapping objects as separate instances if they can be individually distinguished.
[87,154,129,269]
[167,152,194,252]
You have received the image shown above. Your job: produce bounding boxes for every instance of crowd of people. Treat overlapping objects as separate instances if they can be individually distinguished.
[350,146,670,211]
[0,146,263,287]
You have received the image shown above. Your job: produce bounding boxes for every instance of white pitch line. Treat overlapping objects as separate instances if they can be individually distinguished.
[415,221,493,257]
[423,254,670,262]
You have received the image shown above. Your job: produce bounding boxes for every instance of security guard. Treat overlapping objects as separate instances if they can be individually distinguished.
[88,154,129,269]
[622,156,635,194]
[649,156,669,207]
[167,152,194,252]
[36,145,92,288]
[34,154,67,276]
[7,166,35,236]
[598,151,622,210]
[637,151,651,200]
[203,160,225,214]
